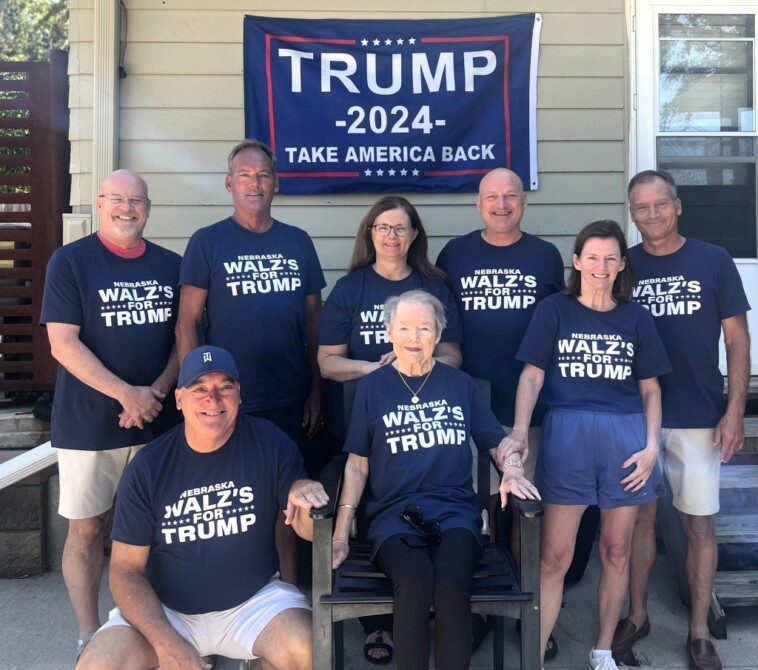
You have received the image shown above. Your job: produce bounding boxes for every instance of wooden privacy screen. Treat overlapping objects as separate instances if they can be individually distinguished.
[0,51,68,392]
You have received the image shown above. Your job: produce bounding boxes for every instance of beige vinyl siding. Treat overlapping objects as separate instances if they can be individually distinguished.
[66,0,629,290]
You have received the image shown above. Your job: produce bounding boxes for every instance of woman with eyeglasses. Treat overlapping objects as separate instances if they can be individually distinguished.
[319,195,462,383]
[331,290,539,670]
[317,196,462,664]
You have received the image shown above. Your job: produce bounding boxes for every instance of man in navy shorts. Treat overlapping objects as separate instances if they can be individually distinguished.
[614,170,751,670]
[76,346,329,670]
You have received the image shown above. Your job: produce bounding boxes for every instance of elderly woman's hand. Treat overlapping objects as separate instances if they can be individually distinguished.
[620,443,659,493]
[499,464,541,509]
[332,537,350,569]
[495,430,529,470]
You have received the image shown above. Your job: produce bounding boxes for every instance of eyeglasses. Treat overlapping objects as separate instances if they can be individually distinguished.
[98,194,150,207]
[400,504,441,547]
[371,224,413,237]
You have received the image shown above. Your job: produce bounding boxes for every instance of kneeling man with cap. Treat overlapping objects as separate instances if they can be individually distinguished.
[77,346,328,670]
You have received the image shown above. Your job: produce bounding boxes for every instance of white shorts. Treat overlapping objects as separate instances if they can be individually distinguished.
[56,444,144,519]
[97,578,311,660]
[660,428,720,516]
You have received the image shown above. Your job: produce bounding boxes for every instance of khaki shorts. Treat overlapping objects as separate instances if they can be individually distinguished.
[56,445,144,519]
[471,426,542,497]
[97,578,311,660]
[660,428,720,516]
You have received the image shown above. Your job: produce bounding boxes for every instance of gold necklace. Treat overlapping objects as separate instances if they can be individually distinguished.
[396,362,434,404]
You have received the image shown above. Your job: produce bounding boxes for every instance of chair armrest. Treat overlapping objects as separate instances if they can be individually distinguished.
[510,494,544,518]
[310,454,346,520]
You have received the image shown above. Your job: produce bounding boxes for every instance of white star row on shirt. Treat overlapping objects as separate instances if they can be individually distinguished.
[460,289,537,296]
[644,294,692,301]
[557,356,632,363]
[385,424,461,436]
[360,37,417,47]
[225,272,297,281]
[100,300,173,310]
[364,168,420,177]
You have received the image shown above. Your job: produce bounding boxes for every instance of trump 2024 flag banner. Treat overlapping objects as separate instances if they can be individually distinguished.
[244,14,541,195]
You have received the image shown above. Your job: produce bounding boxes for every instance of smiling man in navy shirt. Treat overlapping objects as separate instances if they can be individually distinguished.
[614,170,750,670]
[76,346,328,670]
[41,169,181,662]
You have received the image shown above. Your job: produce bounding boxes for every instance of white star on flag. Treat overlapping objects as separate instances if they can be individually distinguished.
[361,39,368,46]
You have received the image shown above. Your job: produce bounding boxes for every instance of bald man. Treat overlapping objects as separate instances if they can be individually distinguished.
[41,169,182,662]
[436,169,565,658]
[436,168,564,481]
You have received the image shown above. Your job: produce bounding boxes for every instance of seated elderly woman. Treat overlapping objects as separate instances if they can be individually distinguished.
[318,194,463,664]
[331,289,538,670]
[501,220,671,670]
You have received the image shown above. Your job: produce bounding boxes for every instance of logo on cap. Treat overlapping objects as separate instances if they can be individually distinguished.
[203,352,213,363]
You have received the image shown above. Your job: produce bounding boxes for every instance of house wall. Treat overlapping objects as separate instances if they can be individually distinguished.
[66,0,629,292]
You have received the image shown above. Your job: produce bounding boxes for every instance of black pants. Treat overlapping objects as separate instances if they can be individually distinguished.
[376,527,481,670]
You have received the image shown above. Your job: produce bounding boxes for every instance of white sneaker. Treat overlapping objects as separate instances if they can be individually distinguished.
[588,650,619,670]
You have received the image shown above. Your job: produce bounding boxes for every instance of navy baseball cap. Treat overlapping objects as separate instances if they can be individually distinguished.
[178,346,240,388]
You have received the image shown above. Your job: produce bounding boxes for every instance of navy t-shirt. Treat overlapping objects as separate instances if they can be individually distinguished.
[180,218,326,413]
[630,239,750,428]
[436,231,564,425]
[40,235,182,450]
[318,265,462,360]
[112,415,306,614]
[343,363,505,557]
[516,293,671,413]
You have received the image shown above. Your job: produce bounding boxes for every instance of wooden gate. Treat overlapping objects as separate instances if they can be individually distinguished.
[0,51,69,392]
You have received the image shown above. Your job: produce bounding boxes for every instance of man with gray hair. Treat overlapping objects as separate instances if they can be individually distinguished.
[615,169,750,670]
[176,139,326,584]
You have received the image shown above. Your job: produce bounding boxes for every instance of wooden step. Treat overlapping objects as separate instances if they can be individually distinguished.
[719,464,758,512]
[714,514,758,544]
[719,464,758,490]
[714,570,758,607]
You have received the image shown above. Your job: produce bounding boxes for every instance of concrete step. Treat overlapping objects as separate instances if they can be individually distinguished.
[0,406,49,435]
[0,431,50,449]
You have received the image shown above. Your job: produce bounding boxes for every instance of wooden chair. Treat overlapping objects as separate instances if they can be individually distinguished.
[310,379,543,669]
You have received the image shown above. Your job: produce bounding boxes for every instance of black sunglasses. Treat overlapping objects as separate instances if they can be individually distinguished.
[400,504,441,548]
